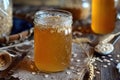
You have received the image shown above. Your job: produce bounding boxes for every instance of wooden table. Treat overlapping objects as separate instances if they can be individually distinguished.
[0,6,120,80]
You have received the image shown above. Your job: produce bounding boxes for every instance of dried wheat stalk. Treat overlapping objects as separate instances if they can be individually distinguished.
[73,38,95,80]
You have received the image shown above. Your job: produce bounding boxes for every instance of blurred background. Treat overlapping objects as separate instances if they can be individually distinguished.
[12,0,120,34]
[13,0,120,21]
[13,0,91,21]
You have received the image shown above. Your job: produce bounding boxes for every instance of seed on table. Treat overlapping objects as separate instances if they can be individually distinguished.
[117,55,120,58]
[116,60,119,62]
[44,74,49,78]
[103,59,110,62]
[31,72,36,75]
[69,66,74,70]
[101,56,106,59]
[107,63,111,66]
[76,69,80,72]
[94,67,97,69]
[103,65,108,68]
[71,58,74,62]
[73,53,77,58]
[77,72,81,75]
[103,59,108,62]
[27,55,31,58]
[66,71,71,75]
[108,55,112,57]
[96,71,100,74]
[76,59,80,62]
[94,63,97,66]
[110,58,114,61]
[105,60,111,63]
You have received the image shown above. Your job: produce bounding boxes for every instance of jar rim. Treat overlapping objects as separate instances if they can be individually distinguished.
[34,9,73,27]
[35,9,72,19]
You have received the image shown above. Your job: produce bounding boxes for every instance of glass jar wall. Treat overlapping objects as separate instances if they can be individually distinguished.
[0,0,12,37]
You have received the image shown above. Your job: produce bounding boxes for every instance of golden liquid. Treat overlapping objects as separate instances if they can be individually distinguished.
[34,25,72,72]
[62,7,82,21]
[91,0,116,34]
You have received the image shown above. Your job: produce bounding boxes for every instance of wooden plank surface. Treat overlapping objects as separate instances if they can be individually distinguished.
[1,6,120,80]
[0,23,120,80]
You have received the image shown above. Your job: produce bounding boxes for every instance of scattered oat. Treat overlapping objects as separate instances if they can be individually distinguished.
[31,72,36,75]
[77,72,81,75]
[94,67,97,69]
[101,56,106,59]
[66,71,71,75]
[117,55,120,58]
[103,59,108,62]
[116,60,119,62]
[44,74,49,78]
[69,66,74,70]
[106,60,111,63]
[108,55,112,57]
[103,65,108,68]
[76,69,80,72]
[96,71,100,74]
[27,55,31,58]
[71,58,74,62]
[110,58,114,61]
[73,53,77,58]
[107,63,111,66]
[94,63,97,66]
[76,59,80,62]
[103,59,110,63]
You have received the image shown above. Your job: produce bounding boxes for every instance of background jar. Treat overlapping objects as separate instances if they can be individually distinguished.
[60,0,91,21]
[0,0,13,37]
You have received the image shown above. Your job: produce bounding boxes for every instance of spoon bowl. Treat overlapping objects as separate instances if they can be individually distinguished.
[95,34,120,55]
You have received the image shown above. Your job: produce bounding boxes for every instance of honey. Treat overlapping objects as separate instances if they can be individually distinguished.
[34,26,72,72]
[91,0,116,34]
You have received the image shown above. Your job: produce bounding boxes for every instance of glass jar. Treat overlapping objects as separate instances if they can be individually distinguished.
[60,0,91,21]
[0,0,12,37]
[91,0,116,34]
[34,9,72,72]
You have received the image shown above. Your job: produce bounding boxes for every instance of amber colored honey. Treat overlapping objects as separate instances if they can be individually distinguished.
[62,8,82,20]
[62,7,90,21]
[91,0,116,34]
[34,26,72,72]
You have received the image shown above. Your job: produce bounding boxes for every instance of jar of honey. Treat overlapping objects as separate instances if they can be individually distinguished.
[34,9,72,72]
[91,0,116,34]
[60,0,90,21]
